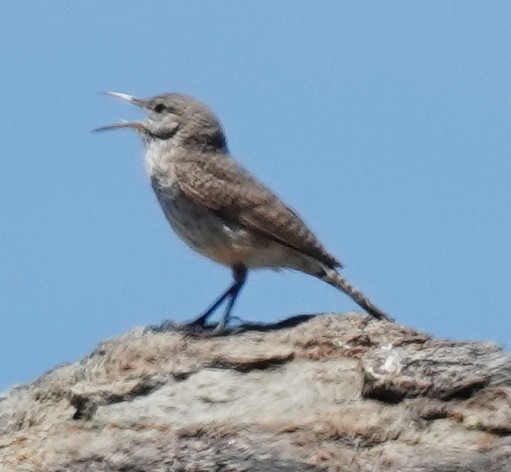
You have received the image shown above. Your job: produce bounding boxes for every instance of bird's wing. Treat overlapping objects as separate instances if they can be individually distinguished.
[175,155,342,268]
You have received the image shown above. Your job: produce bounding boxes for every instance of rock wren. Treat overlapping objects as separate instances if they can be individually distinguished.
[95,92,392,327]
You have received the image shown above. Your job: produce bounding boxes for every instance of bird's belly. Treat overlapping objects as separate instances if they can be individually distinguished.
[154,185,283,267]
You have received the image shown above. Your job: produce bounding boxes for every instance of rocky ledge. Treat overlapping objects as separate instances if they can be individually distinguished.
[1,313,510,471]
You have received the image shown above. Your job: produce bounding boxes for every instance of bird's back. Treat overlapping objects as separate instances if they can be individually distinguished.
[163,150,342,269]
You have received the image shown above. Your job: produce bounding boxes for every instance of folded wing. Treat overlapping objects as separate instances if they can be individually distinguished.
[175,154,342,268]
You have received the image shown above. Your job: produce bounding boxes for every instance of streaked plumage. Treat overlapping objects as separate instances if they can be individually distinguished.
[96,92,392,327]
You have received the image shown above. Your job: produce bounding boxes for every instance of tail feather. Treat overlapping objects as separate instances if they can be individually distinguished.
[322,269,393,322]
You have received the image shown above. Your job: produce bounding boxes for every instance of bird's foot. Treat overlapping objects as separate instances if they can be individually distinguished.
[145,317,213,335]
[146,319,180,333]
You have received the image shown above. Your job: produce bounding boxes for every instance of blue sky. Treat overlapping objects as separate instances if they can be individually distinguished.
[1,2,510,391]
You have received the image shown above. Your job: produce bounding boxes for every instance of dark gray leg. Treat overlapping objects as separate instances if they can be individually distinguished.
[216,264,247,330]
[190,264,248,327]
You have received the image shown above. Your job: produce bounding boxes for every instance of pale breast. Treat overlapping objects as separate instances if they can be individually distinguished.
[150,178,259,266]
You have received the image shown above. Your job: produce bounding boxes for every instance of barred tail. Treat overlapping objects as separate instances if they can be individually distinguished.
[322,269,393,322]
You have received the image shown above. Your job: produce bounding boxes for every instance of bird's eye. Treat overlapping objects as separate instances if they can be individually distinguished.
[154,103,165,113]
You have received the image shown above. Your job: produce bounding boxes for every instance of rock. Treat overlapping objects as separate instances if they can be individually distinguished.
[1,313,510,471]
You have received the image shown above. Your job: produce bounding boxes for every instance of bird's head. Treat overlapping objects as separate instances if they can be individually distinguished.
[95,92,227,152]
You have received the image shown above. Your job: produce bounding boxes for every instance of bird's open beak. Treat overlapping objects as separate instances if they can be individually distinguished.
[93,121,145,133]
[101,91,148,107]
[93,91,147,133]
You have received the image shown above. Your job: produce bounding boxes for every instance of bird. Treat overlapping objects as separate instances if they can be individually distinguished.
[95,91,393,329]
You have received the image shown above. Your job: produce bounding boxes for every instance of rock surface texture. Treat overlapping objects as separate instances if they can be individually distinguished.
[1,313,510,472]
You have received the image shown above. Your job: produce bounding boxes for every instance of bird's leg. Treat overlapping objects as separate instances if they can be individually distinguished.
[189,264,247,327]
[189,284,236,327]
[214,264,247,332]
